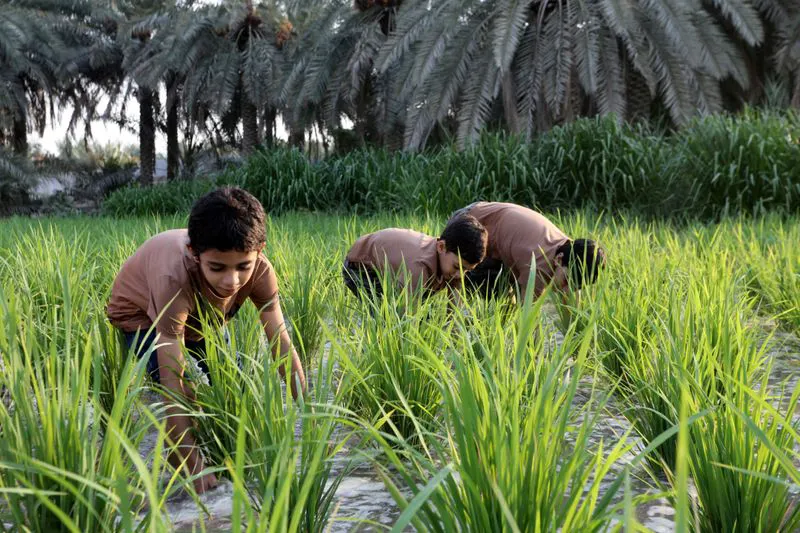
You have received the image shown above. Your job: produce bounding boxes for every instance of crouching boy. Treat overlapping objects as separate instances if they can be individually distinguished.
[342,214,488,303]
[449,201,605,304]
[107,187,306,494]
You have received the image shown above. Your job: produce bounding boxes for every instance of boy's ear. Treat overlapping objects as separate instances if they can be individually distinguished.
[436,239,446,253]
[555,251,565,267]
[186,244,200,262]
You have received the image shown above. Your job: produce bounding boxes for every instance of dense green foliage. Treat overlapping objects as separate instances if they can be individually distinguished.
[104,111,800,219]
[0,212,799,531]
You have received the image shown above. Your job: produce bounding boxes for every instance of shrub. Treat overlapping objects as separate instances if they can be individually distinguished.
[103,110,800,220]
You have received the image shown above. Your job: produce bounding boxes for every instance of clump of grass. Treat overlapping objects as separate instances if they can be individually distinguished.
[737,218,800,334]
[564,221,680,381]
[596,242,766,472]
[103,110,800,220]
[0,226,101,342]
[188,306,352,532]
[678,108,800,219]
[0,281,179,532]
[369,293,635,531]
[330,282,449,446]
[279,246,331,364]
[683,373,800,533]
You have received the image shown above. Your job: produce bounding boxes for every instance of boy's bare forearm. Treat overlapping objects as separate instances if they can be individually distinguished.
[157,339,204,474]
[163,405,203,473]
[261,307,307,398]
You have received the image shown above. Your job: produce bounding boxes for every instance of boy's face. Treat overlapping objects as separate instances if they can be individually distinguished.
[190,246,262,298]
[436,240,478,282]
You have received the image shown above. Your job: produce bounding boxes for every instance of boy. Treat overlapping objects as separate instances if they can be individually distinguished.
[107,187,306,494]
[342,214,488,301]
[449,202,605,302]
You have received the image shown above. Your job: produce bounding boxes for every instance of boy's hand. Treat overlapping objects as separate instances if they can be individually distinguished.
[194,472,218,494]
[260,304,307,400]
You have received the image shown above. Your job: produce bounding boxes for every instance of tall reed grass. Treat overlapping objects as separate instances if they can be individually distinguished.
[1,211,798,532]
[104,110,800,220]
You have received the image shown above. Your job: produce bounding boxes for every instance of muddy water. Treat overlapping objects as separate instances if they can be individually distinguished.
[150,330,800,532]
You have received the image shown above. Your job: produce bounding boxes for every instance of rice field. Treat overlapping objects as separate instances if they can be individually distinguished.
[0,211,798,532]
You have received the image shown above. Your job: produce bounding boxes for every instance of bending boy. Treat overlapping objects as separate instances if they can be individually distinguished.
[342,214,488,302]
[107,187,306,494]
[449,202,605,302]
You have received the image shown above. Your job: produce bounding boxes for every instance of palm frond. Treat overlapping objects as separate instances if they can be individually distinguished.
[243,38,279,107]
[456,46,500,149]
[639,12,694,124]
[540,6,574,114]
[375,0,440,73]
[595,26,626,117]
[404,15,488,149]
[708,0,764,46]
[573,1,600,96]
[207,45,241,114]
[692,10,749,88]
[492,0,532,73]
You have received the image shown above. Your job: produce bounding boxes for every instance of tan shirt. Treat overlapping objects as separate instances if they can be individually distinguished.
[107,229,278,341]
[465,202,569,297]
[346,228,444,293]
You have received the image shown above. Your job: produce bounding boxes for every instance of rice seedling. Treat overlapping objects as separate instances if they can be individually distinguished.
[274,243,331,364]
[184,301,354,532]
[658,346,800,533]
[682,372,800,533]
[330,278,450,446]
[1,210,798,532]
[367,293,637,532]
[0,280,180,532]
[614,261,767,471]
[737,218,800,334]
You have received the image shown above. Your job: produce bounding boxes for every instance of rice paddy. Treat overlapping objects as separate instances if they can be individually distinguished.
[0,211,798,532]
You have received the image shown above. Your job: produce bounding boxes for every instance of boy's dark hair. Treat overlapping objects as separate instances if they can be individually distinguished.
[556,238,606,289]
[188,187,266,254]
[439,214,488,265]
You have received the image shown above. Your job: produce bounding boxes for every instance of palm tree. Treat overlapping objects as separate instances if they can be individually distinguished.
[0,5,64,154]
[281,0,405,149]
[134,1,287,158]
[0,147,32,213]
[124,6,197,180]
[370,0,775,150]
[126,25,158,186]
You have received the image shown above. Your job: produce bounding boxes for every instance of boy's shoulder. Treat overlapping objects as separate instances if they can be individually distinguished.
[123,228,192,282]
[372,228,428,240]
[351,228,427,248]
[131,228,188,255]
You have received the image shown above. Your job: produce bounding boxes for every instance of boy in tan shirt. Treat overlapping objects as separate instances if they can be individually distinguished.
[449,202,606,302]
[107,187,306,494]
[343,214,488,301]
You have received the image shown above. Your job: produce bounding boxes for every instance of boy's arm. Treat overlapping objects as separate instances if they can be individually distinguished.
[249,258,306,398]
[156,336,217,494]
[446,282,465,311]
[557,288,581,326]
[260,300,307,400]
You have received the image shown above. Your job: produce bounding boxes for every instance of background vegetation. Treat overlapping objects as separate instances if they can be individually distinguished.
[104,110,800,219]
[1,0,799,212]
